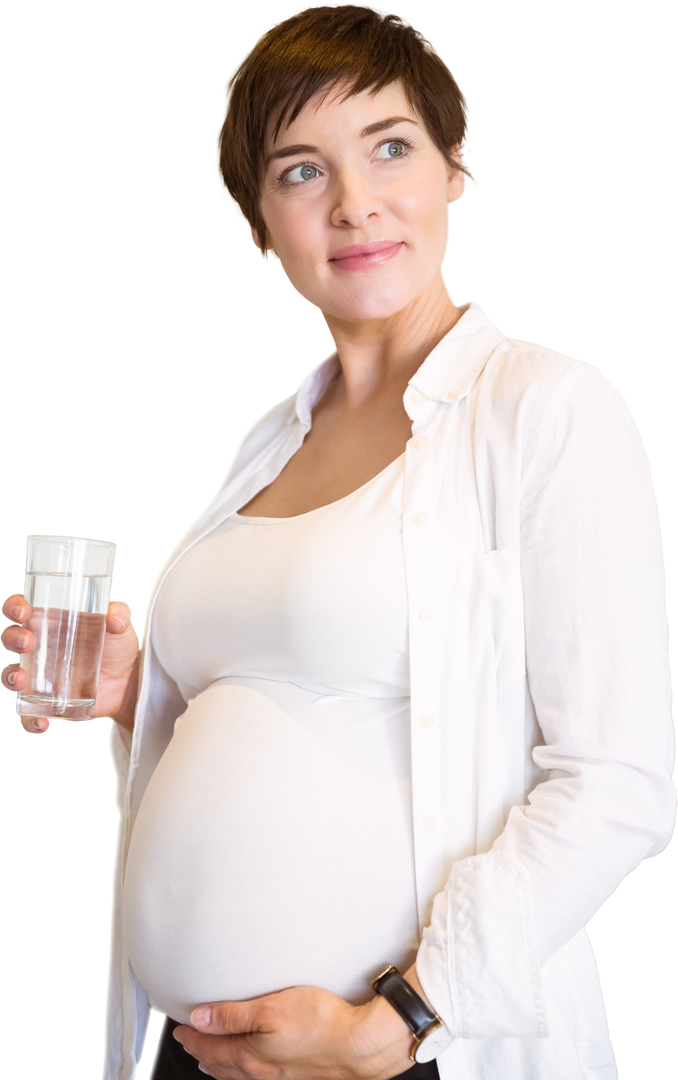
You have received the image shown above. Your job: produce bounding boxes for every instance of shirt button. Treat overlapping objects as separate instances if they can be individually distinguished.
[412,436,428,449]
[419,714,434,729]
[412,512,428,525]
[446,390,461,400]
[419,608,433,623]
[423,816,438,832]
[410,392,426,407]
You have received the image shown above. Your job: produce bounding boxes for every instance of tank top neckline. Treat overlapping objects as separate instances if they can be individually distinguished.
[231,451,405,526]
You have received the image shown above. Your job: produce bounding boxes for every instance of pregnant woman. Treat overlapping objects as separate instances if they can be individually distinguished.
[2,7,675,1080]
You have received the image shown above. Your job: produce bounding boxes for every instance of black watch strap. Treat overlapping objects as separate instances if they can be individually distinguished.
[372,965,444,1052]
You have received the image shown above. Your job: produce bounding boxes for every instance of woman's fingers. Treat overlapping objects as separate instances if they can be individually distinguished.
[2,663,26,690]
[0,622,34,652]
[20,716,50,734]
[0,591,28,626]
[2,595,34,660]
[0,652,51,738]
[105,601,132,635]
[2,591,137,734]
[0,591,32,699]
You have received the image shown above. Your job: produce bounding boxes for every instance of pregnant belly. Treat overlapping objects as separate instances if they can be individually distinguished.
[122,679,419,1023]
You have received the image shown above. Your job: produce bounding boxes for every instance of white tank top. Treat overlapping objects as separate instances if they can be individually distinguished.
[122,454,420,1024]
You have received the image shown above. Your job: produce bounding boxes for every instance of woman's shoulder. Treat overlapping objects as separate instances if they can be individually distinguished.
[224,393,298,482]
[485,330,595,397]
[471,329,649,494]
[438,305,617,432]
[453,313,648,489]
[224,355,340,482]
[480,329,625,441]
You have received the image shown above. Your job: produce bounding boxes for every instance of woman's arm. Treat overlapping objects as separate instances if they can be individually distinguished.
[109,652,139,738]
[417,363,676,1037]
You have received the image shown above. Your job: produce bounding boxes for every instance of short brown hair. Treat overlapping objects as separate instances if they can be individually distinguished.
[219,6,470,252]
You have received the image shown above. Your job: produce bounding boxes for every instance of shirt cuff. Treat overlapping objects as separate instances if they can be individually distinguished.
[417,851,547,1040]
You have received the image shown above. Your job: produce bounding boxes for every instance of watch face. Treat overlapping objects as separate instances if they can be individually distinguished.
[413,1043,433,1064]
[413,1021,449,1064]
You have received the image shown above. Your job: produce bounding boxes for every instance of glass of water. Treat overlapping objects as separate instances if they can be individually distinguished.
[16,535,116,721]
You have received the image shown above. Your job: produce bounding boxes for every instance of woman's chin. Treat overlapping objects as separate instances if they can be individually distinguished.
[319,289,422,325]
[284,254,443,324]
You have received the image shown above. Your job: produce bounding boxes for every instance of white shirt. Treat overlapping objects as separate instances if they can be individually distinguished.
[106,303,675,1080]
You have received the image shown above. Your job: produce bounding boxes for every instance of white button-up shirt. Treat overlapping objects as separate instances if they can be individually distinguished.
[106,303,675,1080]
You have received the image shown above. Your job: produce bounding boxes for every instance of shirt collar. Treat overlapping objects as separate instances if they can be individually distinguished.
[290,302,504,426]
[290,353,341,430]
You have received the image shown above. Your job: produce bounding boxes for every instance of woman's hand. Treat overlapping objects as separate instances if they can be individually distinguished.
[173,965,428,1080]
[1,594,140,734]
[174,986,412,1080]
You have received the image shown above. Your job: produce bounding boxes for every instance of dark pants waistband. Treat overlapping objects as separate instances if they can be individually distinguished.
[151,1016,441,1080]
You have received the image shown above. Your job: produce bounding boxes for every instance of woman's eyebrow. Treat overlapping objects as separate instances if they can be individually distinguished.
[266,118,419,165]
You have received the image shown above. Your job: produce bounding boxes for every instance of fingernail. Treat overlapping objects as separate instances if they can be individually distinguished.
[16,633,29,649]
[199,1067,212,1076]
[10,605,24,621]
[7,671,16,687]
[109,617,125,632]
[191,1007,211,1029]
[32,719,46,732]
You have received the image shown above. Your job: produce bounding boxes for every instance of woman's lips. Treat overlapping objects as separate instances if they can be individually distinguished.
[328,240,403,271]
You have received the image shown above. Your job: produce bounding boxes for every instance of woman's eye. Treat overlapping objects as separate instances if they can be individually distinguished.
[375,140,408,158]
[285,162,319,183]
[280,141,412,187]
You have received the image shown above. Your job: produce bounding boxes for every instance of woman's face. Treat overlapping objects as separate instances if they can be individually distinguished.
[257,82,464,324]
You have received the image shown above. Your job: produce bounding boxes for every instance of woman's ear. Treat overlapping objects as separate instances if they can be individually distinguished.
[246,225,275,261]
[446,146,465,204]
[250,224,265,250]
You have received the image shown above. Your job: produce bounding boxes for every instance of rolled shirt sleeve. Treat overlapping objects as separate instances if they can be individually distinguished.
[417,363,675,1040]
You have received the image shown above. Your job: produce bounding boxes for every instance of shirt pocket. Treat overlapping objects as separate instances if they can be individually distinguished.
[455,549,526,693]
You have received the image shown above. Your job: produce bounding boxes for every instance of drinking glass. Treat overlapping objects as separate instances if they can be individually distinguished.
[16,535,116,721]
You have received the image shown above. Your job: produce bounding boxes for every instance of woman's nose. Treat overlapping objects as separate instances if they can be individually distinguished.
[330,169,380,229]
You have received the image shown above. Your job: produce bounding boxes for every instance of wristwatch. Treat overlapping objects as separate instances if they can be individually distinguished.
[372,965,446,1063]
